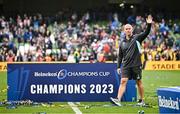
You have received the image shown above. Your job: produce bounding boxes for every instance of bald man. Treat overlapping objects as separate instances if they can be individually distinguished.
[110,15,153,106]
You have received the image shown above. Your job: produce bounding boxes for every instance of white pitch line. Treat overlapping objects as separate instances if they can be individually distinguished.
[68,102,82,114]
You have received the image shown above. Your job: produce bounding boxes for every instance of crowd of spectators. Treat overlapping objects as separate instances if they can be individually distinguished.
[0,12,180,63]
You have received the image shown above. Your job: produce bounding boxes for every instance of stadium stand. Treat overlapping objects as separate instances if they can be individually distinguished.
[0,12,180,63]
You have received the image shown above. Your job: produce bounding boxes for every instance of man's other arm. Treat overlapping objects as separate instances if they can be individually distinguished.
[117,44,123,69]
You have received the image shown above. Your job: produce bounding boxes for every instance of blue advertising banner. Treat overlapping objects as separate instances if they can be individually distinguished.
[157,87,180,114]
[8,63,136,102]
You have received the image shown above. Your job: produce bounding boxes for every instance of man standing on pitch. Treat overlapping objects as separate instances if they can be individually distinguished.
[110,15,153,106]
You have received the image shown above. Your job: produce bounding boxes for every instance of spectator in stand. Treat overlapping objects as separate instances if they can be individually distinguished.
[67,51,76,63]
[175,50,180,60]
[154,52,161,61]
[6,50,15,62]
[97,50,106,62]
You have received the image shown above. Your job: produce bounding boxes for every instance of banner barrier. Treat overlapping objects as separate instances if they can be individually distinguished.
[157,87,180,113]
[8,63,137,102]
[145,61,180,70]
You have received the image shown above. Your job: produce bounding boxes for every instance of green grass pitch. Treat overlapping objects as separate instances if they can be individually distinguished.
[0,70,180,113]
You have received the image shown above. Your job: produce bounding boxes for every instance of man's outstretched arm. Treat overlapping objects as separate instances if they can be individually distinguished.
[136,15,153,43]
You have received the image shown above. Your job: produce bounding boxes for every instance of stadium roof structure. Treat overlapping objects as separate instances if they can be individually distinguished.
[0,0,179,16]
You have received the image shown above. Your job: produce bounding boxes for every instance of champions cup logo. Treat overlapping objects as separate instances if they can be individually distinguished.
[158,96,180,110]
[57,69,67,80]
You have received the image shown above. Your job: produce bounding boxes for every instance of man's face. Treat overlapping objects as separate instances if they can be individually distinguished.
[124,24,133,37]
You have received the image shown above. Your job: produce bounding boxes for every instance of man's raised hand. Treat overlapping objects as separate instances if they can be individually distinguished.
[146,15,153,24]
